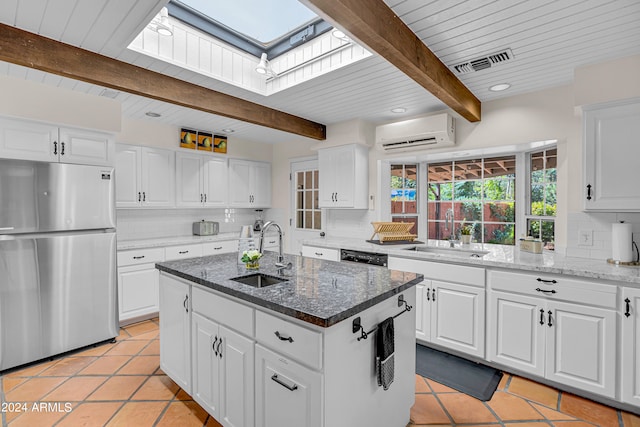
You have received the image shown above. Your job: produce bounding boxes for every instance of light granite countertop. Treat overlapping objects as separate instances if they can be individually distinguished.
[156,251,422,327]
[302,237,640,286]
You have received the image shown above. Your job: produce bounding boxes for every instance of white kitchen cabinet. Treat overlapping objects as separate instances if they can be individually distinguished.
[0,117,114,165]
[165,243,203,261]
[583,99,640,211]
[621,287,640,406]
[301,245,340,261]
[192,312,254,427]
[116,247,164,325]
[203,240,238,256]
[115,144,174,208]
[228,159,271,208]
[318,144,368,209]
[159,274,191,394]
[487,269,617,398]
[255,344,322,427]
[389,257,485,358]
[176,151,228,207]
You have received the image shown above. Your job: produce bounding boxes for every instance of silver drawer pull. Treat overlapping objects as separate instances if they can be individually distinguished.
[271,374,298,391]
[132,255,145,260]
[179,250,189,254]
[274,331,294,343]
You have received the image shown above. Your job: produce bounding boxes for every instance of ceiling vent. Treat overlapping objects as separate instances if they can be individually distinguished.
[452,48,514,75]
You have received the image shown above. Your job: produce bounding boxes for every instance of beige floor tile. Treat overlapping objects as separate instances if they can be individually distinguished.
[509,376,560,408]
[622,412,640,427]
[438,393,498,424]
[504,423,551,427]
[117,355,160,375]
[139,340,160,356]
[551,422,599,427]
[531,403,576,421]
[5,359,57,378]
[117,329,131,340]
[106,401,167,427]
[410,393,451,424]
[205,416,225,427]
[7,404,68,427]
[77,356,131,375]
[105,340,149,356]
[175,389,192,401]
[39,356,98,376]
[129,330,160,341]
[5,377,66,402]
[415,375,430,393]
[488,391,544,421]
[156,400,210,427]
[131,375,179,401]
[42,376,108,402]
[74,342,117,357]
[124,321,158,337]
[2,377,27,394]
[498,374,511,390]
[86,376,147,401]
[56,402,123,427]
[559,393,619,427]
[426,378,458,393]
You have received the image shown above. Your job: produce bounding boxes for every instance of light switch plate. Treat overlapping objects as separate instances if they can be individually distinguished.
[578,229,593,246]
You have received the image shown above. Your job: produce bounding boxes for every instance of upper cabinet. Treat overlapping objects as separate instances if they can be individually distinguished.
[115,144,175,208]
[0,117,114,166]
[176,152,228,208]
[583,99,640,211]
[318,144,368,209]
[228,159,271,208]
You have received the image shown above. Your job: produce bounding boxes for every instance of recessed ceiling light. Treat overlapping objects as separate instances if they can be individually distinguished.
[222,128,235,133]
[391,107,407,113]
[489,83,511,92]
[145,111,161,118]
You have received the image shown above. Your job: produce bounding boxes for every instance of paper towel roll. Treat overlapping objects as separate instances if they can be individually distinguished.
[612,222,633,262]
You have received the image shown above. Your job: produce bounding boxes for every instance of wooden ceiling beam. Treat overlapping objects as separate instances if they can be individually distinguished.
[0,23,326,140]
[302,0,481,122]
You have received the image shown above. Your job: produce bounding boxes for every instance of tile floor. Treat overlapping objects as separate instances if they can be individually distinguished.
[0,318,638,427]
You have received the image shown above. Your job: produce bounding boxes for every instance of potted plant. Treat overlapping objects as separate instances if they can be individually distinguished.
[241,249,262,269]
[460,222,473,244]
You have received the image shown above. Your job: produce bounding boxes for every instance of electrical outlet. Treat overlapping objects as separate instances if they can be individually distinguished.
[578,229,593,246]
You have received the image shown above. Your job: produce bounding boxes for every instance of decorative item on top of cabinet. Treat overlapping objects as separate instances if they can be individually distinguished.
[197,131,213,152]
[583,98,640,211]
[228,159,271,208]
[175,151,227,208]
[318,144,369,209]
[0,116,114,166]
[115,144,175,208]
[180,128,197,150]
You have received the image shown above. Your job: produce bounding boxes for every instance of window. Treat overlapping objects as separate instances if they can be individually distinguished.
[295,168,321,230]
[390,164,418,235]
[527,148,556,248]
[427,156,516,245]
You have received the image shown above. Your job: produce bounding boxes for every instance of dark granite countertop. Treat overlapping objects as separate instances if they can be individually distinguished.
[155,251,422,328]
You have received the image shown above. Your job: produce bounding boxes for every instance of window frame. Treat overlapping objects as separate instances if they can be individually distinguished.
[524,147,557,245]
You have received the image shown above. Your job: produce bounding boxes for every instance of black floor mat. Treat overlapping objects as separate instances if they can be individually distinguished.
[416,344,503,401]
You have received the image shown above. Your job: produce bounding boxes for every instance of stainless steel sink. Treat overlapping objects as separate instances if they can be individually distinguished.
[404,245,489,258]
[231,273,287,288]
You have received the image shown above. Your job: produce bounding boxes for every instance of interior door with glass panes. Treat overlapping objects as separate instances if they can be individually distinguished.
[290,159,323,254]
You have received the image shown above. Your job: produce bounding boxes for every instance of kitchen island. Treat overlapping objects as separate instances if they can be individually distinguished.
[155,251,422,427]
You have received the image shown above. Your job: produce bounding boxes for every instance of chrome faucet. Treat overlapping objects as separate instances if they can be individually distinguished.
[444,208,458,247]
[259,221,286,266]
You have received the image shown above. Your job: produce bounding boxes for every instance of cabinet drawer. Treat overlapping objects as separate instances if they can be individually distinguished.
[389,257,484,287]
[255,310,322,370]
[117,247,164,267]
[301,245,339,262]
[165,244,203,261]
[261,235,280,250]
[192,287,254,337]
[488,269,617,309]
[202,240,237,255]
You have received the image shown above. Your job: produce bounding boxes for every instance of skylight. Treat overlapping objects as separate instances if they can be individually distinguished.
[176,0,318,44]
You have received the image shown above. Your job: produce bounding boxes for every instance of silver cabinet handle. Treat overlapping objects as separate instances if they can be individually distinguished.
[271,374,297,391]
[213,336,218,356]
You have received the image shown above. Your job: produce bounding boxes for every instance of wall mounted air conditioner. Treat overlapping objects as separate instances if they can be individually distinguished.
[375,113,455,153]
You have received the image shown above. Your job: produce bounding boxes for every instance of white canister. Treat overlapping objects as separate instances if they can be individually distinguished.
[611,222,633,262]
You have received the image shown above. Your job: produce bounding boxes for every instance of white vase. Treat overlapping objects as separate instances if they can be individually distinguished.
[461,235,472,244]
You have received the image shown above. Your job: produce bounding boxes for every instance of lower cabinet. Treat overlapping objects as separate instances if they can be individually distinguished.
[159,274,191,394]
[254,344,322,427]
[301,245,340,261]
[192,312,254,427]
[622,287,640,406]
[116,247,164,324]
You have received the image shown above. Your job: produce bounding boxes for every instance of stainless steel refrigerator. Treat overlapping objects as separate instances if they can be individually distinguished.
[0,158,118,371]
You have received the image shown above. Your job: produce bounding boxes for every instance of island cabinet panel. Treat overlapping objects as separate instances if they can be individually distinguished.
[159,274,191,394]
[622,287,640,406]
[255,344,322,427]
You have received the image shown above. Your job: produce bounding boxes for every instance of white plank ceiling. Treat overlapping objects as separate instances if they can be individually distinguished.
[1,0,639,143]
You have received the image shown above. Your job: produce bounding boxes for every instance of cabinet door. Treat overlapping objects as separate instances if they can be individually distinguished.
[219,325,254,427]
[159,275,191,394]
[117,264,159,323]
[487,291,545,376]
[176,152,204,207]
[115,145,142,208]
[622,287,640,405]
[332,146,355,207]
[191,313,221,419]
[431,281,485,357]
[0,117,58,162]
[251,162,271,208]
[141,148,174,207]
[255,344,321,427]
[584,100,640,210]
[546,301,616,398]
[59,127,114,166]
[318,149,337,207]
[203,157,228,207]
[229,159,252,207]
[415,281,431,343]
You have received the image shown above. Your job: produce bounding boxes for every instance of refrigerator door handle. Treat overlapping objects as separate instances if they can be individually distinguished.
[0,227,15,231]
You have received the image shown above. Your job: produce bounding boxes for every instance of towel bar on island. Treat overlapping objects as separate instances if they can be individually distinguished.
[352,295,412,342]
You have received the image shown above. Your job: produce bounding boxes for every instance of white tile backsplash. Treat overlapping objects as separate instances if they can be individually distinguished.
[325,209,375,239]
[566,211,640,260]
